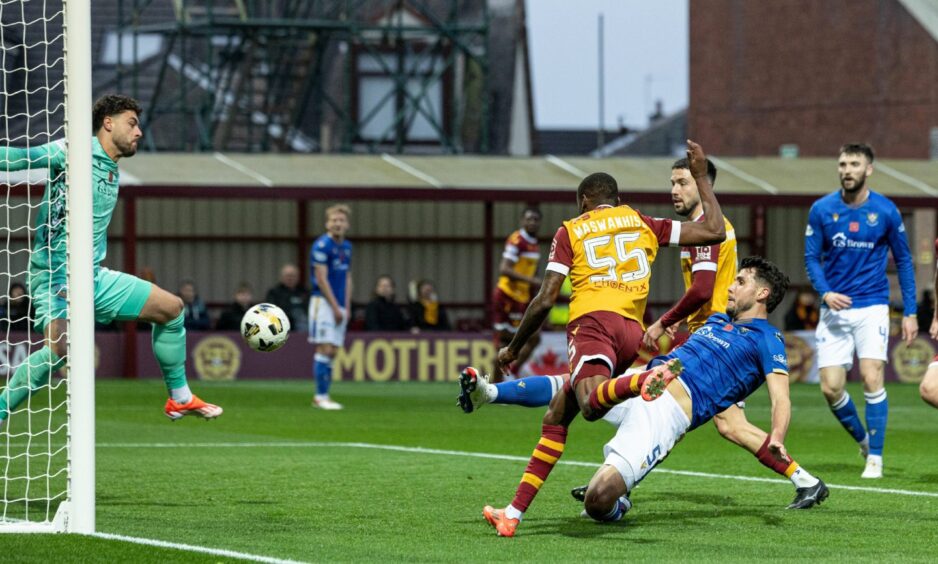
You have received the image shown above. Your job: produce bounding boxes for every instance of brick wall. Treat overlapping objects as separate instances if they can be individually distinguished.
[689,0,938,158]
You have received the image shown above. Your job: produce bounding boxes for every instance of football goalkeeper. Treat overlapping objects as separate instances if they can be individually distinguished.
[0,94,221,426]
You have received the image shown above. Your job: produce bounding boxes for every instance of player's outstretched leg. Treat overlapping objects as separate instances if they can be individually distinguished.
[457,367,566,413]
[712,406,825,506]
[482,386,580,537]
[457,367,496,413]
[0,319,66,429]
[788,479,829,509]
[0,347,65,428]
[154,313,222,420]
[138,283,222,420]
[588,358,682,416]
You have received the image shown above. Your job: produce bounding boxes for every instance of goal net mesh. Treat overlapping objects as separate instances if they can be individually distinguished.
[0,0,69,528]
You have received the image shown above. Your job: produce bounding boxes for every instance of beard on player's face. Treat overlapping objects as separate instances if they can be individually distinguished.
[840,173,866,193]
[115,135,137,157]
[672,196,698,217]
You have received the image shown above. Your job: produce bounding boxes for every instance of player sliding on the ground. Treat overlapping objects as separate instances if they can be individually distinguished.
[481,257,828,537]
[0,94,222,427]
[476,139,727,537]
[460,157,826,508]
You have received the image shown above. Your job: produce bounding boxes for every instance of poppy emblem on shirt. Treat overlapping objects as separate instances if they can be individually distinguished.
[723,323,733,331]
[849,222,859,232]
[866,213,879,227]
[832,213,839,222]
[108,171,113,182]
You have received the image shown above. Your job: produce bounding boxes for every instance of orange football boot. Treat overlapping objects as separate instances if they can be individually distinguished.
[164,394,223,421]
[640,358,683,401]
[483,505,519,537]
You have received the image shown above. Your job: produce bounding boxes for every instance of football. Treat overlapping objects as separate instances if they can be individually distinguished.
[241,303,291,352]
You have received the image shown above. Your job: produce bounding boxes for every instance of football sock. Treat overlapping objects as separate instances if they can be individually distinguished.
[492,375,565,407]
[788,466,820,489]
[594,498,627,522]
[314,354,333,396]
[588,367,655,414]
[0,347,64,419]
[170,384,193,405]
[864,389,888,456]
[830,391,867,443]
[754,436,819,487]
[509,424,567,515]
[152,312,187,393]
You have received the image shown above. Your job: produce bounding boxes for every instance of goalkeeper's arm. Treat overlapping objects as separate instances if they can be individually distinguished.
[0,140,66,172]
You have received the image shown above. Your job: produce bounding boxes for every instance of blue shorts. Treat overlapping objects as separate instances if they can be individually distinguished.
[29,267,152,333]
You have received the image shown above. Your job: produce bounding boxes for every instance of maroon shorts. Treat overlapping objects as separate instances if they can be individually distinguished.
[566,311,642,386]
[492,288,527,332]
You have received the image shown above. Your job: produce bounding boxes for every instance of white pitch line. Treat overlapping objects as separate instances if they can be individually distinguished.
[88,531,307,564]
[213,152,274,187]
[97,441,938,499]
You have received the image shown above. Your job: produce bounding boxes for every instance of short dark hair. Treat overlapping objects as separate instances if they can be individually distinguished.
[522,206,542,219]
[672,157,718,185]
[93,94,143,133]
[839,143,874,163]
[577,172,618,204]
[740,256,789,313]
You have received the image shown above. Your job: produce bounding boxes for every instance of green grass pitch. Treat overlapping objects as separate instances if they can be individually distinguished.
[3,379,938,562]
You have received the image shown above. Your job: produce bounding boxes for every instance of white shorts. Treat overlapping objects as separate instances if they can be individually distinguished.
[815,304,889,370]
[602,391,691,493]
[307,296,347,347]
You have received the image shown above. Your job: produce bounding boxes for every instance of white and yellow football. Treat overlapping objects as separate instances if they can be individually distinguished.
[240,303,291,352]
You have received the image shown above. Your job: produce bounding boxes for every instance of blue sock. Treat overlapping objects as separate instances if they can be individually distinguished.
[314,354,333,396]
[830,392,867,443]
[492,375,564,407]
[864,389,888,456]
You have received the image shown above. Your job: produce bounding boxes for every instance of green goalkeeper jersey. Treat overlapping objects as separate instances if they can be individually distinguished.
[0,138,119,278]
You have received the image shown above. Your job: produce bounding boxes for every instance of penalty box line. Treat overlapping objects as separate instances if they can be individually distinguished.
[88,531,306,564]
[98,441,938,499]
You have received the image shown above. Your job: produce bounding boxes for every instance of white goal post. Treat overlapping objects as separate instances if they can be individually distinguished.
[0,0,94,533]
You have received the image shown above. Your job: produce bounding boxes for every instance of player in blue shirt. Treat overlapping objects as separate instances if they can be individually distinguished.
[308,204,352,410]
[483,257,818,536]
[804,143,917,479]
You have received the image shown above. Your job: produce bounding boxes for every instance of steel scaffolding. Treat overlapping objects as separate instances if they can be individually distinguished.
[112,0,491,153]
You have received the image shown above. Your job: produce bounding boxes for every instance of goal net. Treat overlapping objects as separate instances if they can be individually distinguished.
[0,0,93,533]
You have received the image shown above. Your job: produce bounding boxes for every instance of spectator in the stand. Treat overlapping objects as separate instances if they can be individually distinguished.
[784,289,820,331]
[1,282,32,333]
[178,279,211,331]
[266,263,309,332]
[216,282,254,331]
[409,279,450,332]
[365,275,408,331]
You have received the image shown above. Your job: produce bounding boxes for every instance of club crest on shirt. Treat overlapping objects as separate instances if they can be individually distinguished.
[866,213,878,227]
[832,213,839,222]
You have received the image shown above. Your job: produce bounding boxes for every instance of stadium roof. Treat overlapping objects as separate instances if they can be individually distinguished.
[114,152,938,201]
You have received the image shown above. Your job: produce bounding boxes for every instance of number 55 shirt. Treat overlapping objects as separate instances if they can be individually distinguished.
[546,204,680,327]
